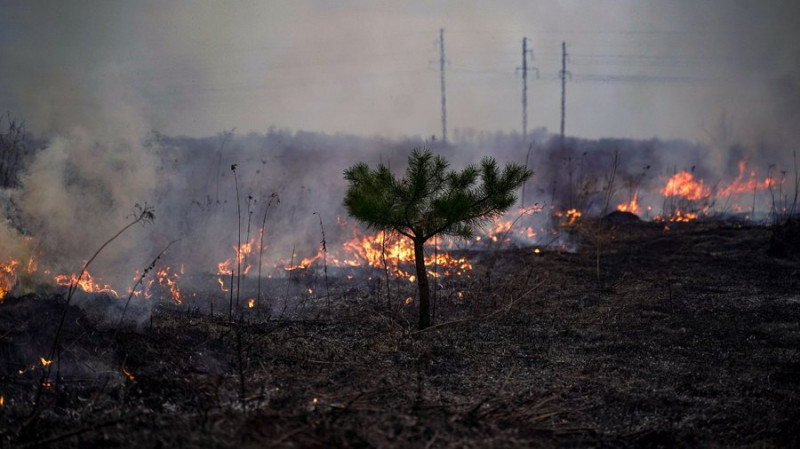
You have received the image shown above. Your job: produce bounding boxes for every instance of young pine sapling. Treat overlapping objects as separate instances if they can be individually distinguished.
[343,149,532,329]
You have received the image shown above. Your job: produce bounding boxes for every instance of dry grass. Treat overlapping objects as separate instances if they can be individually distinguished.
[1,219,799,447]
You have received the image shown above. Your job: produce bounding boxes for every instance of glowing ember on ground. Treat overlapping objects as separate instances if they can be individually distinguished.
[655,210,699,223]
[248,298,255,308]
[404,297,414,306]
[40,357,52,367]
[670,210,698,222]
[121,368,135,381]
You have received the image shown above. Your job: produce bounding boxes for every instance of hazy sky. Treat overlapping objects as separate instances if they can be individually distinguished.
[1,0,798,142]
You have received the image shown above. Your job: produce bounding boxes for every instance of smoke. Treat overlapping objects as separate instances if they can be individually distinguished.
[650,0,800,147]
[3,1,800,142]
[14,128,158,272]
[0,2,162,295]
[1,1,799,323]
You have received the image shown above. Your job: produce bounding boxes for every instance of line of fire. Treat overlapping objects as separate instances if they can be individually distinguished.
[0,148,789,305]
[1,129,798,446]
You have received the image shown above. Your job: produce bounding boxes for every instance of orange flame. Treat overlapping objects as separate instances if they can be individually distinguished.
[670,210,698,222]
[662,171,710,200]
[655,210,699,223]
[330,229,472,280]
[54,270,119,297]
[248,298,255,308]
[217,277,228,292]
[717,160,777,198]
[484,220,513,243]
[284,253,323,271]
[617,190,641,215]
[217,237,257,276]
[1,259,20,302]
[555,209,582,226]
[156,265,182,304]
[128,271,155,299]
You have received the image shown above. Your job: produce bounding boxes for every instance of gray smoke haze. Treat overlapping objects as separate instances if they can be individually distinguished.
[2,1,799,141]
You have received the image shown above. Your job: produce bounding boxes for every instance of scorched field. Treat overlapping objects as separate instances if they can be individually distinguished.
[1,216,798,448]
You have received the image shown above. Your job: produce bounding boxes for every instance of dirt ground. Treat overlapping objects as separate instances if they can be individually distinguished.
[1,218,799,447]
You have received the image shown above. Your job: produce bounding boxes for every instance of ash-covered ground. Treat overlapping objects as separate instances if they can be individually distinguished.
[1,217,798,448]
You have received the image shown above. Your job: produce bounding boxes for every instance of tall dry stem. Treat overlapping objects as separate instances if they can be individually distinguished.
[601,150,619,215]
[115,239,179,337]
[35,204,154,413]
[232,164,242,310]
[256,193,278,307]
[791,150,798,218]
[314,212,330,306]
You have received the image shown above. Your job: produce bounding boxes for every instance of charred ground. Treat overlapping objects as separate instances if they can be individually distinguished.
[1,219,799,447]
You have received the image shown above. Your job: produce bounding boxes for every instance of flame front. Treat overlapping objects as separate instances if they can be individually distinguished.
[717,160,777,197]
[0,259,20,302]
[54,270,119,297]
[662,171,710,201]
[331,229,472,280]
[617,190,641,215]
[218,237,257,276]
[156,265,183,304]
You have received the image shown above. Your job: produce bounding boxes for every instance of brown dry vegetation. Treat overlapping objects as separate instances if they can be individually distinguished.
[1,218,799,447]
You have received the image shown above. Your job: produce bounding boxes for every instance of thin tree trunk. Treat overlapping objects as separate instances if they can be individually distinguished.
[413,238,431,329]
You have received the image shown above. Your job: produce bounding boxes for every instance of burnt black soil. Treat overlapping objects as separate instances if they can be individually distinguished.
[1,220,799,447]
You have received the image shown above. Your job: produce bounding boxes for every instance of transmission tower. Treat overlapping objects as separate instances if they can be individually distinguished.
[559,41,570,149]
[559,42,573,208]
[439,28,447,144]
[517,37,538,140]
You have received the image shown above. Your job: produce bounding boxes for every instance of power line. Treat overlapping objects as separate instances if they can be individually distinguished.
[439,28,447,145]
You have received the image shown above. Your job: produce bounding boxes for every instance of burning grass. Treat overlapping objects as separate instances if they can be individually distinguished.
[1,219,799,447]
